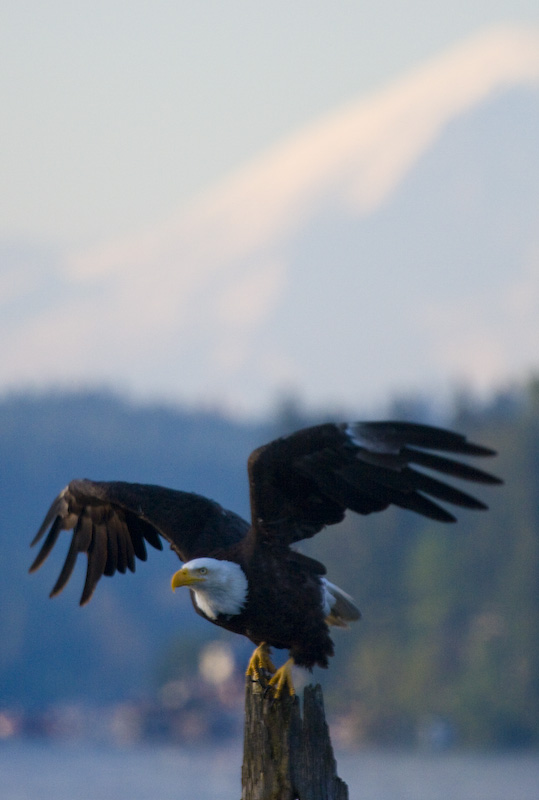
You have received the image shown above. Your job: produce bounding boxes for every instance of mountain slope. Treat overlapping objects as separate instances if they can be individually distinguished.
[3,25,539,415]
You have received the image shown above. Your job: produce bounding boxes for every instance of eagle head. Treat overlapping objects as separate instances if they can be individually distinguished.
[171,557,248,619]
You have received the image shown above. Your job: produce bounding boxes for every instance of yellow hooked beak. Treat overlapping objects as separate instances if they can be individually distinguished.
[171,567,206,592]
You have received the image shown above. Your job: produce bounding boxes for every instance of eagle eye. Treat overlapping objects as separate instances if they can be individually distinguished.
[198,567,208,575]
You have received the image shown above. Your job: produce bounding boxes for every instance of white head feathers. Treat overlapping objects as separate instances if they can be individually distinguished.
[181,557,248,620]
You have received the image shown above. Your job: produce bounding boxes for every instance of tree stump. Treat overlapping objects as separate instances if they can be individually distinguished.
[241,676,349,800]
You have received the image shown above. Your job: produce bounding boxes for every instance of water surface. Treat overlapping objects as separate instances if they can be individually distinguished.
[1,741,538,800]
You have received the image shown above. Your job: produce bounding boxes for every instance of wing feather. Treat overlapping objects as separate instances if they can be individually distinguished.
[49,513,93,597]
[115,518,131,574]
[29,516,64,573]
[32,421,501,604]
[248,421,501,543]
[104,517,122,576]
[81,523,109,606]
[50,534,79,598]
[31,479,248,605]
[403,447,500,484]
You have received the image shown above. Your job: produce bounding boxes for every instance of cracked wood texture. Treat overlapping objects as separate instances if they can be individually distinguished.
[241,677,349,800]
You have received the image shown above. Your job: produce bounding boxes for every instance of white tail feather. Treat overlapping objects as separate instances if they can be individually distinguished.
[322,579,361,628]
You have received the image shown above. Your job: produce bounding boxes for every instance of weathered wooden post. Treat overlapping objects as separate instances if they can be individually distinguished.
[241,675,349,800]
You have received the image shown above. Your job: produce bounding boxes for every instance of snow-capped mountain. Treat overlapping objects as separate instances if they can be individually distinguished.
[3,25,539,416]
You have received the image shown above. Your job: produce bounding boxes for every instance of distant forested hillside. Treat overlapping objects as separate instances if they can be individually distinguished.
[0,386,537,747]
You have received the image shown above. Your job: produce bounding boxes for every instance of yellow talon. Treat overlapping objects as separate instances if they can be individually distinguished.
[246,642,277,681]
[267,658,295,698]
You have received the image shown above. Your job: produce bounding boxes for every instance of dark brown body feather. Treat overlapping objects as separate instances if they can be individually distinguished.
[30,421,502,668]
[199,536,333,669]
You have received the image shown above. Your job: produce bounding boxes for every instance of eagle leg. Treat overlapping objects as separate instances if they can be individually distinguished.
[267,657,295,698]
[246,642,277,683]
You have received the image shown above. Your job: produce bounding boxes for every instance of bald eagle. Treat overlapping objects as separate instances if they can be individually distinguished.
[30,421,501,696]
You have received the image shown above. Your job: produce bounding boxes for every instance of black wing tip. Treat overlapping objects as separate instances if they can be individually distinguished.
[351,420,499,455]
[79,593,93,607]
[484,474,504,486]
[30,530,44,548]
[79,575,97,606]
[31,508,61,548]
[29,552,50,574]
[467,498,488,511]
[426,506,457,523]
[460,442,497,457]
[49,572,72,600]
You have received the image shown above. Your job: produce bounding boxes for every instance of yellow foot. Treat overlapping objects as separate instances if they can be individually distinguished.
[267,658,295,698]
[246,642,277,682]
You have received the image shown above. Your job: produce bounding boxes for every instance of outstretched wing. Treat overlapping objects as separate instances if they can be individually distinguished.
[30,480,249,605]
[247,421,502,542]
